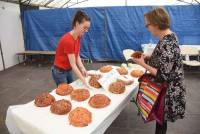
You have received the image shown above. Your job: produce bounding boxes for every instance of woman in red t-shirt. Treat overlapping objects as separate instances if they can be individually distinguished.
[52,10,90,87]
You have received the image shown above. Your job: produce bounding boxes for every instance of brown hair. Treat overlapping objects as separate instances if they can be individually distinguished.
[144,7,170,30]
[72,10,90,28]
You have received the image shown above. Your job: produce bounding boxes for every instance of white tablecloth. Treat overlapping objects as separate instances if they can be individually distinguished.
[6,66,144,134]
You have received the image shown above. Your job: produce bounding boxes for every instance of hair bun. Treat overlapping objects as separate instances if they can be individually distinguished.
[72,10,90,28]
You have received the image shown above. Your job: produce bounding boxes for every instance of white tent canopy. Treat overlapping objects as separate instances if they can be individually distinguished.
[1,0,199,8]
[70,0,199,8]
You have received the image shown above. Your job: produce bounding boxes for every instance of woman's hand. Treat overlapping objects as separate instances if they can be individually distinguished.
[143,54,151,59]
[82,78,90,88]
[132,55,158,76]
[132,55,145,66]
[80,68,88,77]
[77,55,88,77]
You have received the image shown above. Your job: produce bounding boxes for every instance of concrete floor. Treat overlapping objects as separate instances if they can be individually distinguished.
[0,63,200,134]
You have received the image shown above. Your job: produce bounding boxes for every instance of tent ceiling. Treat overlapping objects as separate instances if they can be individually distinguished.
[0,0,89,8]
[1,0,199,8]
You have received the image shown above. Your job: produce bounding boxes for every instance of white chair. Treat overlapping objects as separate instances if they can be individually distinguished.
[180,46,200,67]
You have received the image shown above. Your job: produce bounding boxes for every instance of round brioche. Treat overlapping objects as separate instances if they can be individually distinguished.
[89,94,111,108]
[50,99,72,115]
[108,81,126,94]
[68,107,92,127]
[131,51,143,59]
[89,75,101,88]
[99,65,112,73]
[56,83,73,96]
[131,70,144,78]
[116,67,128,75]
[34,92,55,107]
[70,89,90,102]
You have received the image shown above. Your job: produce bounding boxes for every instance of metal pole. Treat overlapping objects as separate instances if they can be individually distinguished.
[0,40,6,70]
[60,0,71,8]
[194,0,200,4]
[125,0,128,6]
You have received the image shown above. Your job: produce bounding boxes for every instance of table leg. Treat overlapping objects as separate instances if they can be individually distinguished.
[17,55,20,64]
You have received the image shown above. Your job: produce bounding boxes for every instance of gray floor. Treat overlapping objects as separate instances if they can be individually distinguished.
[0,63,200,134]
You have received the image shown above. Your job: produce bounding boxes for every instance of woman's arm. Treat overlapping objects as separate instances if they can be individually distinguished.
[141,62,157,76]
[77,55,88,77]
[143,53,151,60]
[133,40,175,81]
[132,56,157,76]
[68,54,88,86]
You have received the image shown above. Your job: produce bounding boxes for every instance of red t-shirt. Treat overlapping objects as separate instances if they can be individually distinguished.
[54,33,80,70]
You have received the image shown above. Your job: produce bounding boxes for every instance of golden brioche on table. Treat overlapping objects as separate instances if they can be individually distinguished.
[89,94,111,108]
[89,75,101,88]
[131,70,144,78]
[68,107,92,127]
[70,89,90,102]
[34,92,55,107]
[108,81,126,94]
[116,67,128,75]
[99,65,113,73]
[56,83,73,96]
[50,99,72,115]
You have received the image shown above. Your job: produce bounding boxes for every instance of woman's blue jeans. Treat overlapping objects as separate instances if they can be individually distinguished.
[51,66,74,86]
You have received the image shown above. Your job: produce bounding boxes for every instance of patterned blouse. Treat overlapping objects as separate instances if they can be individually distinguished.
[147,33,186,122]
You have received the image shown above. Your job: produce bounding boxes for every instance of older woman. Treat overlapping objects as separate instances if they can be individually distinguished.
[132,8,186,134]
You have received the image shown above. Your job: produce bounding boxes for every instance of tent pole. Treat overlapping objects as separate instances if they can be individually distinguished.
[194,0,200,4]
[125,0,128,6]
[0,40,6,70]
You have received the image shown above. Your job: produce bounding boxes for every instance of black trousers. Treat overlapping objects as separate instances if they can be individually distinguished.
[155,122,167,134]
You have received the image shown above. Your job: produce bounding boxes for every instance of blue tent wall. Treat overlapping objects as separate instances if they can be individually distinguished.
[23,5,200,61]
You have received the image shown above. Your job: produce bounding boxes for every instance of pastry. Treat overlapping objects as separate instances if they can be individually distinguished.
[131,51,143,59]
[70,89,90,102]
[89,75,101,88]
[34,92,55,107]
[89,94,111,108]
[116,67,128,75]
[50,99,72,115]
[131,70,144,78]
[99,65,112,73]
[68,107,92,127]
[108,81,126,94]
[56,83,73,96]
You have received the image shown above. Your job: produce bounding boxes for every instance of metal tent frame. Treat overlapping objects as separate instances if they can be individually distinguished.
[0,0,90,8]
[177,0,200,4]
[1,0,199,8]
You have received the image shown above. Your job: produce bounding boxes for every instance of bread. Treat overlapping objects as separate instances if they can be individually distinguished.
[50,99,72,115]
[56,83,73,96]
[99,65,112,73]
[89,94,111,108]
[116,67,128,75]
[70,89,90,102]
[68,107,92,127]
[131,70,144,78]
[108,81,126,94]
[89,75,101,88]
[131,51,142,59]
[34,92,55,107]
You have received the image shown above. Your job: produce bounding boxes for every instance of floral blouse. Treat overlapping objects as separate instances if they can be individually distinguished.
[147,33,186,122]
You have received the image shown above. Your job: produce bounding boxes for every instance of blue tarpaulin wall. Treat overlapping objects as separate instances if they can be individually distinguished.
[23,5,200,61]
